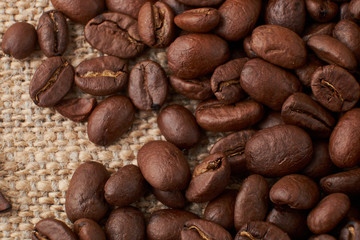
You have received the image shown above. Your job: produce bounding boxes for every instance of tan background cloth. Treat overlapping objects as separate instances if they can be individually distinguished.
[0,0,226,238]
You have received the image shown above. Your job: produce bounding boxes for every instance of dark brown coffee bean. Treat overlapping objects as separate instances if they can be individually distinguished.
[128,60,168,111]
[167,33,230,79]
[65,162,109,222]
[0,192,11,213]
[73,218,106,240]
[243,36,258,58]
[350,0,360,19]
[105,207,145,240]
[87,95,135,146]
[37,10,68,57]
[204,189,237,230]
[195,99,264,132]
[339,220,360,240]
[256,112,284,130]
[307,193,351,234]
[29,56,74,107]
[240,58,302,111]
[234,174,269,231]
[210,129,256,175]
[161,0,191,15]
[185,152,231,203]
[152,188,186,209]
[211,58,247,104]
[302,23,336,42]
[265,0,306,34]
[105,0,154,19]
[169,76,213,100]
[333,20,360,63]
[311,65,360,112]
[295,55,324,87]
[138,1,175,48]
[75,56,128,96]
[305,0,338,23]
[176,0,223,6]
[84,13,145,59]
[1,22,37,59]
[320,168,360,196]
[104,164,146,207]
[235,221,291,240]
[33,218,77,240]
[309,234,337,240]
[181,219,232,240]
[157,104,201,149]
[174,8,220,33]
[137,140,191,191]
[340,2,355,20]
[147,209,198,240]
[250,25,307,69]
[50,0,105,24]
[54,97,97,122]
[245,125,313,177]
[215,0,262,41]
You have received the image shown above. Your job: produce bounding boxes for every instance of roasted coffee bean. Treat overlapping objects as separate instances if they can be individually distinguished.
[161,0,191,15]
[169,76,213,100]
[138,1,175,48]
[307,193,351,234]
[33,218,77,240]
[210,129,256,175]
[305,0,338,23]
[73,218,106,240]
[234,174,269,231]
[29,56,74,107]
[302,23,336,42]
[250,25,307,69]
[75,56,128,96]
[167,33,230,79]
[0,192,11,213]
[295,55,324,87]
[340,2,355,20]
[181,219,232,240]
[152,188,186,209]
[235,221,291,240]
[37,10,68,57]
[215,0,262,41]
[203,189,237,230]
[185,152,231,203]
[87,95,135,146]
[174,8,220,33]
[84,13,145,59]
[104,164,146,207]
[256,112,284,130]
[2,22,37,59]
[195,99,264,132]
[320,168,360,196]
[54,97,97,122]
[240,58,302,111]
[128,60,168,111]
[157,104,201,149]
[137,140,191,191]
[339,220,360,240]
[281,92,336,138]
[105,0,154,19]
[333,19,360,62]
[245,125,313,177]
[176,0,223,7]
[243,36,258,58]
[309,234,337,240]
[50,0,104,24]
[350,0,360,19]
[147,209,198,240]
[65,162,109,222]
[265,0,306,34]
[105,207,145,240]
[311,65,360,113]
[211,58,247,104]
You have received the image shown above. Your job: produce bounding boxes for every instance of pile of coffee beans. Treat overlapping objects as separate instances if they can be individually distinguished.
[3,0,360,239]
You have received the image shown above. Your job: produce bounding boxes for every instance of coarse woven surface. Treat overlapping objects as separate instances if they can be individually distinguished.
[0,0,227,239]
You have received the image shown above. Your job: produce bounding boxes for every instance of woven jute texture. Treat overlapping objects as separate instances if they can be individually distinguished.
[0,0,228,239]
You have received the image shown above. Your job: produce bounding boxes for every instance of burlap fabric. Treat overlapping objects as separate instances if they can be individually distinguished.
[0,0,228,239]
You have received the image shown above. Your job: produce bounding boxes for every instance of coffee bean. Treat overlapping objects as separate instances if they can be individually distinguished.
[243,36,258,58]
[302,23,336,42]
[350,0,360,19]
[305,0,338,23]
[105,0,153,19]
[37,10,68,57]
[33,218,77,240]
[195,99,264,132]
[311,65,360,112]
[75,56,128,96]
[181,219,232,240]
[84,13,145,58]
[295,55,324,87]
[161,0,191,15]
[256,112,284,130]
[29,56,74,107]
[340,2,355,21]
[309,234,337,240]
[307,193,351,234]
[73,218,106,240]
[320,168,360,196]
[240,58,302,111]
[167,33,230,79]
[128,60,168,110]
[137,140,191,191]
[147,209,198,240]
[174,8,220,33]
[235,221,291,240]
[333,19,360,63]
[339,220,360,240]
[245,125,313,177]
[54,97,97,122]
[152,188,186,209]
[169,76,213,100]
[0,192,11,213]
[87,95,135,146]
[176,0,223,7]
[65,161,109,222]
[234,174,269,231]
[185,152,231,203]
[104,164,146,207]
[1,22,37,59]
